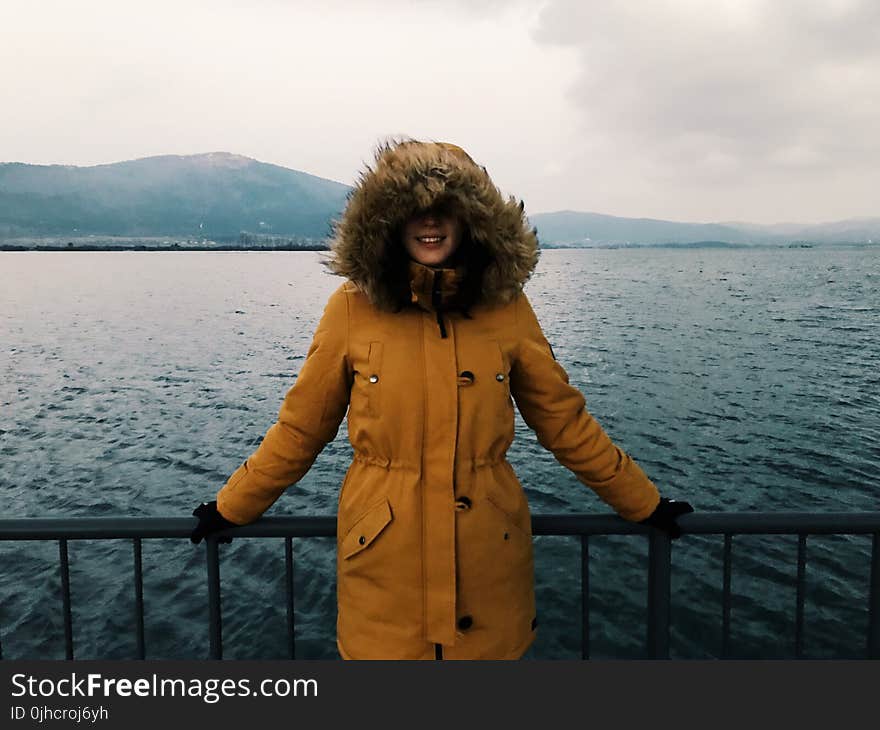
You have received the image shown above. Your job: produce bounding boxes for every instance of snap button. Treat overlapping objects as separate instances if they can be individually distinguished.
[369,374,379,384]
[455,496,472,511]
[503,532,510,540]
[358,535,366,545]
[495,373,505,382]
[457,615,473,631]
[460,370,475,383]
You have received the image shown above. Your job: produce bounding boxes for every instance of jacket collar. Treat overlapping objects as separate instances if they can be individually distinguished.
[408,259,463,314]
[408,259,463,339]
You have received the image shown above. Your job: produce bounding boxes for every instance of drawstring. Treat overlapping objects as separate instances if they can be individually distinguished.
[431,270,448,339]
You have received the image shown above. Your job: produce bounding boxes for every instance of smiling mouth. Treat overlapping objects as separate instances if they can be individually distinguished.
[416,236,446,244]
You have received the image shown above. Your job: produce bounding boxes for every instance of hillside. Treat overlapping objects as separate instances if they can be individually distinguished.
[527,210,880,247]
[0,152,351,240]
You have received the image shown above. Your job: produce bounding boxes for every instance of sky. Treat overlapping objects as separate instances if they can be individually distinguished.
[1,0,877,224]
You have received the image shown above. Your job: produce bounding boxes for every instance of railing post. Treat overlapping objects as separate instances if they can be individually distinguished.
[580,535,590,660]
[795,534,807,659]
[646,530,671,659]
[206,537,222,660]
[869,533,880,659]
[285,537,295,660]
[133,538,145,660]
[722,534,733,659]
[59,538,74,660]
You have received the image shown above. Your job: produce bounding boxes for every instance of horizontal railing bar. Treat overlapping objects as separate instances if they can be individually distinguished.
[0,517,337,540]
[532,513,880,536]
[2,513,880,541]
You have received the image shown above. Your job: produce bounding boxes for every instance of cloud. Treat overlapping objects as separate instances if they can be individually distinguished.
[529,0,880,220]
[1,0,875,222]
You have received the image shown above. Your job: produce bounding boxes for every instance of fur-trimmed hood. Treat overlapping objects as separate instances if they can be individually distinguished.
[322,137,540,311]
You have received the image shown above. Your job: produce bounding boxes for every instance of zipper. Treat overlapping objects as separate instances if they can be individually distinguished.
[431,270,447,338]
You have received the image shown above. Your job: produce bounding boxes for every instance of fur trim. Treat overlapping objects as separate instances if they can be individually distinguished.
[321,136,540,311]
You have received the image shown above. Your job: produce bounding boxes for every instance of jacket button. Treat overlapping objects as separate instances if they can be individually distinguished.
[369,374,379,384]
[455,496,472,510]
[495,373,505,382]
[358,535,366,545]
[459,370,475,383]
[457,615,473,631]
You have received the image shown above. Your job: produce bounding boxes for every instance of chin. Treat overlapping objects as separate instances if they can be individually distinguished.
[412,249,450,267]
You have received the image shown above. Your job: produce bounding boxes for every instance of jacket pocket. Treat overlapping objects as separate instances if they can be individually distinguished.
[485,494,531,541]
[341,497,393,559]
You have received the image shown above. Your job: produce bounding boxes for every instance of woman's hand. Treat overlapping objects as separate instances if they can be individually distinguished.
[190,500,237,544]
[639,497,694,539]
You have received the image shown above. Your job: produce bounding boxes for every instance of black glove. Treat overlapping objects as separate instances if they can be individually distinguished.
[190,500,237,544]
[639,497,694,540]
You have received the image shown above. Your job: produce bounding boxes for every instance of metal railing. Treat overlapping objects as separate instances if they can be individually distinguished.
[1,512,878,660]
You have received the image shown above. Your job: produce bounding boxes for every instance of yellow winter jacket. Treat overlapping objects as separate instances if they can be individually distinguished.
[216,139,660,660]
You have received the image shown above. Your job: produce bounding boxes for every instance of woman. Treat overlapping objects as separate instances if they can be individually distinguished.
[191,137,693,660]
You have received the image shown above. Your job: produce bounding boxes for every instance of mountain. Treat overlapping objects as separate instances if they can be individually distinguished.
[775,217,880,244]
[528,210,755,246]
[0,153,876,246]
[528,210,880,246]
[0,152,351,240]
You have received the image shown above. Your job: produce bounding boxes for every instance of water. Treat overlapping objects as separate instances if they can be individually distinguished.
[1,247,878,659]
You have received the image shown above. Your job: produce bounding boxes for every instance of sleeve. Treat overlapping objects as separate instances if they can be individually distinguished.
[216,283,353,524]
[508,291,660,522]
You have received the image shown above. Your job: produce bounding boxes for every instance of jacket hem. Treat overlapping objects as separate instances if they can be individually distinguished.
[336,630,535,661]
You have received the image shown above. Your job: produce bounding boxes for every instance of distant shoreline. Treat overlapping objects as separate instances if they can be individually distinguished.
[0,244,329,252]
[1,241,875,252]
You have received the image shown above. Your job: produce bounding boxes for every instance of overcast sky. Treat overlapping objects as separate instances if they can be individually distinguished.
[1,0,877,224]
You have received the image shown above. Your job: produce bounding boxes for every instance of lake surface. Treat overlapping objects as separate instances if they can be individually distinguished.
[1,247,878,659]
